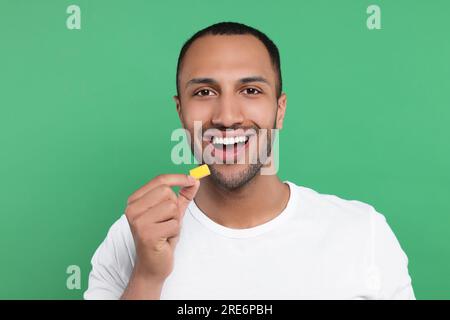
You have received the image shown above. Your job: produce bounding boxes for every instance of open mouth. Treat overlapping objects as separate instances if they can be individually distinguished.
[204,134,253,164]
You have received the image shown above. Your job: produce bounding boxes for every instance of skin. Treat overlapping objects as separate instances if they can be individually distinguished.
[121,34,289,299]
[175,34,289,229]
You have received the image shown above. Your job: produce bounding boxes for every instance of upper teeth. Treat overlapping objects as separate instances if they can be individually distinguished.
[212,136,248,145]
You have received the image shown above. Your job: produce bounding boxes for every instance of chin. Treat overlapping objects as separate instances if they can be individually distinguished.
[208,163,263,190]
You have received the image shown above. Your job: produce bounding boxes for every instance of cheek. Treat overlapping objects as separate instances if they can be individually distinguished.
[241,99,277,128]
[181,101,214,125]
[179,103,211,144]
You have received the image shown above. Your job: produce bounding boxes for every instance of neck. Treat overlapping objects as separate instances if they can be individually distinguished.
[194,171,290,229]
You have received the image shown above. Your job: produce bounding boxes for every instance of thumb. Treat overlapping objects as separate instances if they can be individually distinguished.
[177,176,200,217]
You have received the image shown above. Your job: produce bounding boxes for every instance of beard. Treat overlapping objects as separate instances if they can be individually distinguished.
[183,102,278,191]
[209,161,264,191]
[199,125,274,191]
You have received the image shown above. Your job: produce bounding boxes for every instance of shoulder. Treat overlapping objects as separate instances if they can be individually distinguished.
[286,181,380,226]
[84,215,135,299]
[107,214,133,241]
[286,182,415,298]
[97,214,135,266]
[284,181,395,252]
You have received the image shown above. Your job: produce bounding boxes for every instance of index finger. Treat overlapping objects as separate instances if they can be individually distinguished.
[127,173,195,204]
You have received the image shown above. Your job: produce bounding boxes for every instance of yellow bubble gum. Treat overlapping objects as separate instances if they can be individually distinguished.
[189,164,211,180]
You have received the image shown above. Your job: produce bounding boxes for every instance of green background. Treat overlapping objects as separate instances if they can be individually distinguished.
[0,0,449,299]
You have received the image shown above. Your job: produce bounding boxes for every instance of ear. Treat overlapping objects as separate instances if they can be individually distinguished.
[173,95,184,124]
[275,92,287,129]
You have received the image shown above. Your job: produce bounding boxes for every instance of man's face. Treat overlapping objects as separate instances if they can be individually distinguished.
[175,34,286,190]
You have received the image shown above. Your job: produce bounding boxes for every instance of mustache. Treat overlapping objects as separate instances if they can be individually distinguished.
[203,124,260,132]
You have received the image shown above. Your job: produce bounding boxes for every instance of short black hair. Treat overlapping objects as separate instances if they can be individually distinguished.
[176,22,282,99]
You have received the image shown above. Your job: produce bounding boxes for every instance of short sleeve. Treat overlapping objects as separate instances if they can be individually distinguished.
[84,215,135,300]
[369,210,416,300]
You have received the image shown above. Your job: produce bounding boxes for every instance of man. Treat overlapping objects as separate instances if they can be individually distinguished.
[84,22,415,300]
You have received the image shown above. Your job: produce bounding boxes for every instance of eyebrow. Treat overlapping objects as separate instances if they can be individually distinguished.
[185,76,270,89]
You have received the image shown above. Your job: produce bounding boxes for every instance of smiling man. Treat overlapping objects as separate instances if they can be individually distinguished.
[84,22,415,300]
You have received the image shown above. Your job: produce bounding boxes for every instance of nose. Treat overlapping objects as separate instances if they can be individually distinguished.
[211,92,245,128]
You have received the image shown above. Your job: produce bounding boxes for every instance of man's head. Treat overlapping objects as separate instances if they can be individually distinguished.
[176,22,283,99]
[174,22,287,190]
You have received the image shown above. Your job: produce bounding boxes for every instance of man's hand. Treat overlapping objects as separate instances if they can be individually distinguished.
[120,174,200,299]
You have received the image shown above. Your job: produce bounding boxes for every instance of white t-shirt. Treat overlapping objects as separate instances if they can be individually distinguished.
[84,181,415,300]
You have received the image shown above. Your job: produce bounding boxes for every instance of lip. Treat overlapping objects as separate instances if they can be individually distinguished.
[203,134,256,164]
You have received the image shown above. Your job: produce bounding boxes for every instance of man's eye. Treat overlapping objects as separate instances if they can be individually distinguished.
[242,88,261,95]
[194,89,214,97]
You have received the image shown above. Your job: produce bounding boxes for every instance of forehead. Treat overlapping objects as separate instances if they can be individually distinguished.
[179,34,276,85]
